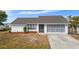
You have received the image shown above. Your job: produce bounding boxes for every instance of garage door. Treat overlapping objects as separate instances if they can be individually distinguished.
[47,24,65,32]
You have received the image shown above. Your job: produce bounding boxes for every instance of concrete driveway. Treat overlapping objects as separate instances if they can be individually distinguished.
[48,34,79,49]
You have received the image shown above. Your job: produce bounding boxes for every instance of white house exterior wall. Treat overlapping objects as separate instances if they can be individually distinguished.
[36,24,39,33]
[77,27,79,34]
[65,24,68,34]
[11,24,38,32]
[11,25,24,32]
[44,24,47,33]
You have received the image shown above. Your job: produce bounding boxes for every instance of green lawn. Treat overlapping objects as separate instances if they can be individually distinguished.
[0,32,50,49]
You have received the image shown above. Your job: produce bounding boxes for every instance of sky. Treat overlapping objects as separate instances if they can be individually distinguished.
[5,10,79,23]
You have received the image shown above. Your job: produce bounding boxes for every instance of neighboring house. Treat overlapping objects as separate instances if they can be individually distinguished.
[10,16,68,34]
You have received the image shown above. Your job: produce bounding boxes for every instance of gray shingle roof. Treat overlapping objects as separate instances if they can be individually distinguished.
[11,16,68,24]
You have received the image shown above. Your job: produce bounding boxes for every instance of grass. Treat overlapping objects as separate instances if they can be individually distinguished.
[0,32,50,49]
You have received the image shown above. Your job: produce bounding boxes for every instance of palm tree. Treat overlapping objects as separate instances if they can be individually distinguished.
[72,16,79,33]
[68,16,79,34]
[68,16,74,34]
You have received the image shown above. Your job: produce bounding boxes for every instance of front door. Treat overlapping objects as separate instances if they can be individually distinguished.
[39,24,44,33]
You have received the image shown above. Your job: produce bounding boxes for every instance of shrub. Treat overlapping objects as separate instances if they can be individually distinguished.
[8,27,11,32]
[23,26,28,32]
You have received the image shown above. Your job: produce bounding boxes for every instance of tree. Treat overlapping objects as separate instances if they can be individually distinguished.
[68,16,79,34]
[72,16,79,27]
[0,10,7,25]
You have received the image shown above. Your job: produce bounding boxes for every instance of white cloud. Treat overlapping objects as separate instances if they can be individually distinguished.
[18,10,56,14]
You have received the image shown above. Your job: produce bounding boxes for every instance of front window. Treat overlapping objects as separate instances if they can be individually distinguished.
[27,24,37,29]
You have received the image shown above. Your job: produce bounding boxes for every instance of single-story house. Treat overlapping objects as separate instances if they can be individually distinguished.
[10,16,68,34]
